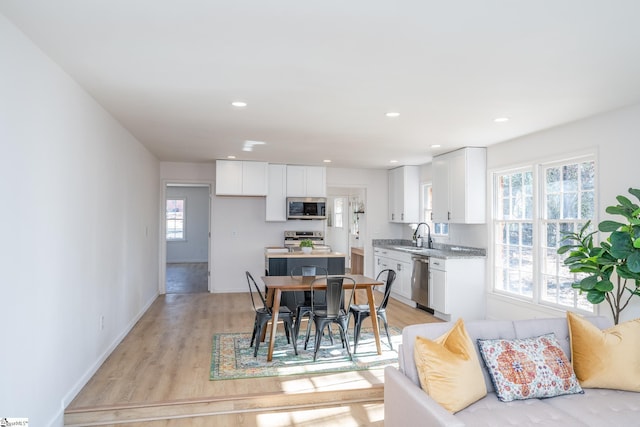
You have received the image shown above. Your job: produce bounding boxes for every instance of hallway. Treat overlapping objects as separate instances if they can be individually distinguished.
[166,262,208,293]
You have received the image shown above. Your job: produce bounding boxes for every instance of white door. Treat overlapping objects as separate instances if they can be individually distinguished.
[326,196,349,267]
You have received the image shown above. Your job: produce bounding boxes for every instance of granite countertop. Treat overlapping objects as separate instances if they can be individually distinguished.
[372,239,486,259]
[264,250,347,259]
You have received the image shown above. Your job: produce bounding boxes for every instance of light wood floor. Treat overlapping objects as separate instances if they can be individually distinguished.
[65,291,440,426]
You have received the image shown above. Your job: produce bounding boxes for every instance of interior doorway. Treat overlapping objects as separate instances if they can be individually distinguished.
[326,187,366,272]
[164,183,211,294]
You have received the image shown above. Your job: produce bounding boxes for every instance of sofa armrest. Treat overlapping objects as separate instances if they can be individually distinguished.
[384,366,464,427]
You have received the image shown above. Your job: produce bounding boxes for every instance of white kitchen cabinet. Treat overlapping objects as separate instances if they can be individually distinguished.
[432,147,486,224]
[388,166,419,223]
[286,165,326,197]
[215,160,268,196]
[265,164,287,221]
[428,257,485,321]
[373,248,415,307]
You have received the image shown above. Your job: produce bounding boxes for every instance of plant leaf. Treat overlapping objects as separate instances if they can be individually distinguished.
[595,279,614,292]
[599,220,625,232]
[587,289,606,304]
[610,231,634,258]
[628,188,640,202]
[579,275,598,290]
[616,195,634,209]
[627,251,640,273]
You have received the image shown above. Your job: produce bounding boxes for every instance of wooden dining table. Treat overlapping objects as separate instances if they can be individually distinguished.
[260,274,384,362]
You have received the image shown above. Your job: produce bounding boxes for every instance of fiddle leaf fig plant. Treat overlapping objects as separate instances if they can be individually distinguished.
[558,187,640,324]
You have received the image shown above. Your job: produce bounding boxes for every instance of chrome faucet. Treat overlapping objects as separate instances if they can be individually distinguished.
[412,222,432,249]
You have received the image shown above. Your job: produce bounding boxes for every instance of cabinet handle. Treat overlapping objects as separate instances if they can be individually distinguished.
[391,213,395,220]
[448,211,451,220]
[430,212,433,221]
[401,213,404,220]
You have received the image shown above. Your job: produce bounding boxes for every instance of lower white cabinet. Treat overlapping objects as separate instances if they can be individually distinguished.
[373,248,415,307]
[428,257,485,321]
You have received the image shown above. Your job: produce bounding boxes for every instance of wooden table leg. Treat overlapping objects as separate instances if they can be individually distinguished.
[366,287,382,355]
[266,288,282,362]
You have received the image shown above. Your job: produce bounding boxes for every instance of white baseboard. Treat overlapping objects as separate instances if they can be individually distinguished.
[58,292,158,417]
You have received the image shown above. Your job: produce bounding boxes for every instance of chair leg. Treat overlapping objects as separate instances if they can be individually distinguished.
[313,321,324,362]
[338,321,352,361]
[284,318,291,344]
[352,313,364,354]
[379,312,392,350]
[250,319,258,348]
[304,315,313,350]
[285,317,298,355]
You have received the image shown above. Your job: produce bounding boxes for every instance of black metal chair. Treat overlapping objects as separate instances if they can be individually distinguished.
[304,275,357,361]
[290,265,330,343]
[246,271,297,357]
[349,269,396,353]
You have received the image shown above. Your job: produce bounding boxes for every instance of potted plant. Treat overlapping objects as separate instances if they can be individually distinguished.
[559,187,640,324]
[300,239,314,254]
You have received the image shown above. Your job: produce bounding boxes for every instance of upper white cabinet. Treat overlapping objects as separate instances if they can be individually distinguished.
[216,160,268,196]
[265,164,287,222]
[432,147,486,224]
[286,165,326,197]
[388,166,419,223]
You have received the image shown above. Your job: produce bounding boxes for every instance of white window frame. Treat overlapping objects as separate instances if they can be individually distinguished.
[420,182,449,237]
[490,154,597,313]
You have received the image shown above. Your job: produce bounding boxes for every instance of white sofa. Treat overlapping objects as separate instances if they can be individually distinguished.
[384,317,640,426]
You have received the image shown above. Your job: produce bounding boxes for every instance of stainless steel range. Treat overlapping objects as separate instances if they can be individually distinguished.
[283,230,331,252]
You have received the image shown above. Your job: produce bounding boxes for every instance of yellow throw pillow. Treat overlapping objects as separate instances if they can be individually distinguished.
[567,311,640,392]
[414,318,487,413]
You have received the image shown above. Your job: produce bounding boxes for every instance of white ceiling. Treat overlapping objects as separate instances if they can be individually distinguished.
[3,1,640,169]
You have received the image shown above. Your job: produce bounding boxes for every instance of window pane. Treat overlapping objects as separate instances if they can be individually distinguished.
[546,167,561,193]
[581,191,594,219]
[547,194,560,219]
[562,164,578,192]
[562,192,578,219]
[581,161,595,190]
[166,199,185,240]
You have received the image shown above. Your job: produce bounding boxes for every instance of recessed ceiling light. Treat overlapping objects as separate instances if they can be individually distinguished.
[390,159,398,163]
[323,159,332,163]
[385,112,400,118]
[242,140,266,152]
[431,144,441,149]
[227,155,236,159]
[494,117,509,123]
[231,101,247,108]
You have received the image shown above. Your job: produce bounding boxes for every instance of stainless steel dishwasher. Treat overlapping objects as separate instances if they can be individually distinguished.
[411,256,430,310]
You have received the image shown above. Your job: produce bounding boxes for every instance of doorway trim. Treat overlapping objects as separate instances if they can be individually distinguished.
[159,179,213,294]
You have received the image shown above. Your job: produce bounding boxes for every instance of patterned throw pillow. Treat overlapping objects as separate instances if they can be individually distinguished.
[477,333,583,402]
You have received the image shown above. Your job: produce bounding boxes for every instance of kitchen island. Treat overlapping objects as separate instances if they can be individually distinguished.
[264,250,347,312]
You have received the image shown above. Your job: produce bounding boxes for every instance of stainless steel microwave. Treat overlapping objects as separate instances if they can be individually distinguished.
[287,197,327,220]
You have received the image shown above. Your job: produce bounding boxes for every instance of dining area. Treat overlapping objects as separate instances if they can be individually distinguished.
[247,268,397,363]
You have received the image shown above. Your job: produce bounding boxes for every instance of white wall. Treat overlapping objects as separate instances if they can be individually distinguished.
[166,186,209,263]
[159,164,398,291]
[486,102,640,322]
[0,15,159,427]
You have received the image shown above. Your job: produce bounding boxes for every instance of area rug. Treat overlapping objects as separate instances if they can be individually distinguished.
[210,326,402,380]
